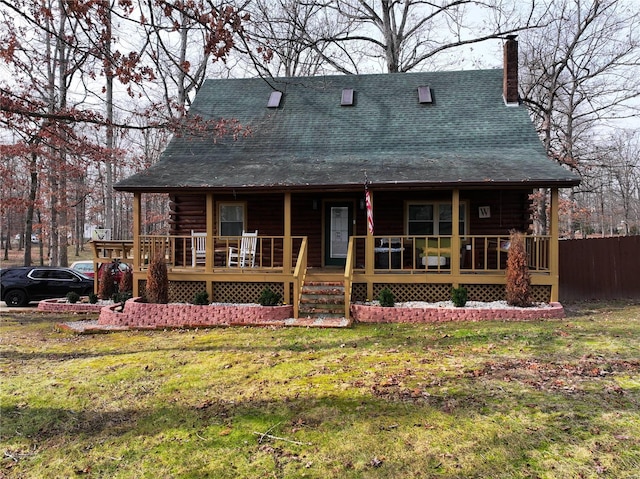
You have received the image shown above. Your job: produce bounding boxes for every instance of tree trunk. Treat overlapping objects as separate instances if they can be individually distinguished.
[105,1,114,235]
[37,209,44,266]
[23,152,38,266]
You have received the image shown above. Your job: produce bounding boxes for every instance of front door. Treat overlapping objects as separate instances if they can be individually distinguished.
[324,202,353,266]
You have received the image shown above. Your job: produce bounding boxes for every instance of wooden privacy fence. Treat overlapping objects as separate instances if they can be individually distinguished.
[559,236,640,301]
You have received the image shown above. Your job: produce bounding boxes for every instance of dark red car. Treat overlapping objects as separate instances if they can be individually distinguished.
[98,261,131,284]
[70,260,130,283]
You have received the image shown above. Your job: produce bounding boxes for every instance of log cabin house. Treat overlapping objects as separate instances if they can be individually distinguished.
[106,37,580,319]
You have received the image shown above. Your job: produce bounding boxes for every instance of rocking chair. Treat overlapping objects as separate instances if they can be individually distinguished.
[227,230,258,268]
[191,231,207,267]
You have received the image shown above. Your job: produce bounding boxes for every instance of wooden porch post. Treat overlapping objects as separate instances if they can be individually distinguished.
[451,189,461,284]
[550,187,560,302]
[365,189,374,301]
[283,192,292,302]
[132,192,141,297]
[206,193,214,299]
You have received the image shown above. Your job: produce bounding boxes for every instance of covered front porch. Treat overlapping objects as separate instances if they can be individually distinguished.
[93,187,560,318]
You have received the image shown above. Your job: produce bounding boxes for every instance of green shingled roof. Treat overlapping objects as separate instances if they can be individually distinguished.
[115,70,580,192]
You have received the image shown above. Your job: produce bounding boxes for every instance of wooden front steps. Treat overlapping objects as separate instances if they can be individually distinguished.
[299,281,346,320]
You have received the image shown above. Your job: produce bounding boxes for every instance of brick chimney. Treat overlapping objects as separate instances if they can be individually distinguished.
[503,35,519,105]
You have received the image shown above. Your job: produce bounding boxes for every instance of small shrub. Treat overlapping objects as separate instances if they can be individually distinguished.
[505,229,531,307]
[378,288,395,307]
[98,264,117,300]
[451,286,468,307]
[112,291,132,304]
[145,254,169,304]
[88,292,98,304]
[258,287,282,306]
[66,291,80,304]
[193,291,209,305]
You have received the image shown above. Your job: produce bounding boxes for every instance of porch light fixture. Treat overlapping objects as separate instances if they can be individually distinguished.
[417,86,432,104]
[341,88,354,106]
[267,91,283,108]
[359,198,365,210]
[312,199,319,210]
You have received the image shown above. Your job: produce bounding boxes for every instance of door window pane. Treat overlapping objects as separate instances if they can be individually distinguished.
[330,207,349,258]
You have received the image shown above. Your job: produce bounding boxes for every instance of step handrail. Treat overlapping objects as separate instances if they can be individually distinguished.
[292,237,308,319]
[343,237,355,319]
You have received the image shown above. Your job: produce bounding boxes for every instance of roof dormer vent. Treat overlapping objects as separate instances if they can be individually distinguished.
[417,86,432,104]
[267,91,283,108]
[341,88,354,106]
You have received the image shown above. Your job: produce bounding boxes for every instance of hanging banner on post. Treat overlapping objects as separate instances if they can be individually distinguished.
[365,186,374,235]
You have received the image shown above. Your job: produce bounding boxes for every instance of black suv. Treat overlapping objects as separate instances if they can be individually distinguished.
[0,267,94,307]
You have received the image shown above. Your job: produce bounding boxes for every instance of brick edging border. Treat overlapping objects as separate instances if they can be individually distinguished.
[38,299,105,313]
[43,297,564,326]
[350,302,565,323]
[98,297,294,328]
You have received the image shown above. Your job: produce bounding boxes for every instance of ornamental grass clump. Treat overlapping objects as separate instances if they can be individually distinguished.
[505,229,531,307]
[145,254,169,304]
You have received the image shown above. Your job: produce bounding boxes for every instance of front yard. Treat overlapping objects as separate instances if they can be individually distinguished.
[1,301,639,478]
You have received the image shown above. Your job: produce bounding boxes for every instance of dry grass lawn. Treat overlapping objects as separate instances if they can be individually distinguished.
[1,301,639,478]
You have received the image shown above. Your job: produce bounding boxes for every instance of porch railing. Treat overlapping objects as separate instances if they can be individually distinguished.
[350,235,551,273]
[109,234,550,275]
[463,235,551,272]
[136,234,306,272]
[90,240,134,261]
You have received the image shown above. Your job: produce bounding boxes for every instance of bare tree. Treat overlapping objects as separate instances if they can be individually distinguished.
[243,0,543,74]
[240,0,352,77]
[519,0,640,235]
[141,0,212,111]
[593,131,640,235]
[0,0,248,265]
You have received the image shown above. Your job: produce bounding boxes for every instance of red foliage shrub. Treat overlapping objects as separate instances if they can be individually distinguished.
[145,254,169,304]
[98,263,116,300]
[119,268,133,293]
[505,230,531,307]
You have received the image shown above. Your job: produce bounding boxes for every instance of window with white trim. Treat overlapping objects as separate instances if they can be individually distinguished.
[407,202,466,235]
[219,203,245,236]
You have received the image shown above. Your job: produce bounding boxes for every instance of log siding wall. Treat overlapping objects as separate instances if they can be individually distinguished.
[169,189,535,268]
